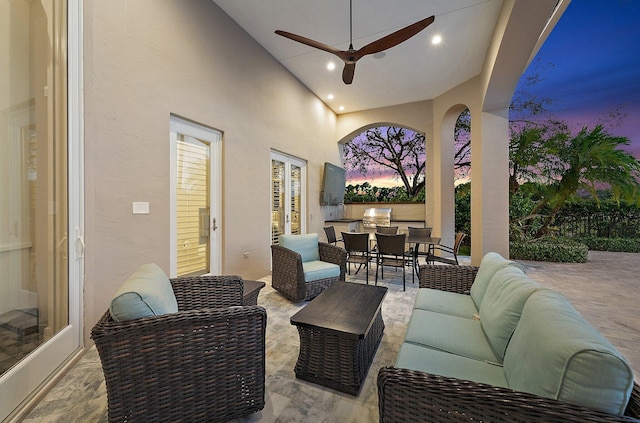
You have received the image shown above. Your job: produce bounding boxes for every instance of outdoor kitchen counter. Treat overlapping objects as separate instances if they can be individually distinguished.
[325,219,427,235]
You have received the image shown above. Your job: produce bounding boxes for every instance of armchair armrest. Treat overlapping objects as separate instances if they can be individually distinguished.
[171,274,244,310]
[378,367,640,423]
[418,264,478,293]
[271,244,306,302]
[318,242,347,280]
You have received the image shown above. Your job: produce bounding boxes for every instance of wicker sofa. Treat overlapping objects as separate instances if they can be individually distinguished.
[271,233,346,302]
[378,253,640,422]
[92,264,266,423]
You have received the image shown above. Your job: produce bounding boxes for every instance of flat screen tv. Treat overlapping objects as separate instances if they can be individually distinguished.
[320,162,346,205]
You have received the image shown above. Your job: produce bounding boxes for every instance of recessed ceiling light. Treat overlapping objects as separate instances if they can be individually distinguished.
[327,62,336,71]
[432,35,442,45]
[339,106,344,111]
[373,52,386,59]
[327,94,334,100]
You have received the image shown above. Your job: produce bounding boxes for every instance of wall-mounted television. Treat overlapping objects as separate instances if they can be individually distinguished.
[320,162,346,205]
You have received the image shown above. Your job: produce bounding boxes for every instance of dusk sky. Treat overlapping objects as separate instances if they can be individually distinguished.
[521,0,640,159]
[346,0,640,186]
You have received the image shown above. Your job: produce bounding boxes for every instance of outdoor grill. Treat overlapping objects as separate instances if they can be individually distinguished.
[362,208,392,229]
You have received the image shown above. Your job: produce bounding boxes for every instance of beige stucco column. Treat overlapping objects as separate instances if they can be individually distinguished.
[470,107,510,264]
[427,107,458,250]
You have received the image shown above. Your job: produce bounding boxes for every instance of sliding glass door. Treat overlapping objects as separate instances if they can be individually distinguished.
[0,0,83,419]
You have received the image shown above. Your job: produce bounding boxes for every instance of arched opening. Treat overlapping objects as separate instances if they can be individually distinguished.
[433,104,472,256]
[340,124,427,204]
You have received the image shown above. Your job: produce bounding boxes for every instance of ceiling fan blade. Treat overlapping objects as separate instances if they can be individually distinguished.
[342,63,356,84]
[275,30,346,58]
[355,15,435,59]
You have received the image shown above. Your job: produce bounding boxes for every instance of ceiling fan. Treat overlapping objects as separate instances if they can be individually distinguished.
[275,0,435,85]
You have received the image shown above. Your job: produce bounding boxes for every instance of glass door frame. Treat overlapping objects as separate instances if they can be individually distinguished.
[0,0,84,420]
[169,115,222,278]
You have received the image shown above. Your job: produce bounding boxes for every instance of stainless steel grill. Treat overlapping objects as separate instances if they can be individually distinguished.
[362,208,392,229]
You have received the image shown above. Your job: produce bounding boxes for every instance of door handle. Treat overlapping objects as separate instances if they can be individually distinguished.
[212,217,218,231]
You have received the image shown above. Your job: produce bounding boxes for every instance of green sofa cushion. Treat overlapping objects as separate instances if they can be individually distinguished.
[413,288,478,319]
[302,260,340,282]
[504,290,634,416]
[280,233,320,262]
[109,263,178,322]
[470,252,524,309]
[404,309,501,364]
[396,342,509,389]
[479,266,541,360]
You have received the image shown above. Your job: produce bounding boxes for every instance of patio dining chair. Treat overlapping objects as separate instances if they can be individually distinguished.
[375,232,414,291]
[324,226,343,246]
[426,232,466,265]
[408,226,433,272]
[342,231,371,284]
[376,225,399,234]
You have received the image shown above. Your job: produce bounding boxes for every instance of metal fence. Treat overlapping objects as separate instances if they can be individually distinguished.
[555,209,640,239]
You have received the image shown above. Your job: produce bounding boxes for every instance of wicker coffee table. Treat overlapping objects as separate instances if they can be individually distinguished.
[290,281,388,395]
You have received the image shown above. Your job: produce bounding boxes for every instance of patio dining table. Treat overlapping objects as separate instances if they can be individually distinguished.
[367,232,441,276]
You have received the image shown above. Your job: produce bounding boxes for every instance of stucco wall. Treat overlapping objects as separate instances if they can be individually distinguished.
[82,0,339,341]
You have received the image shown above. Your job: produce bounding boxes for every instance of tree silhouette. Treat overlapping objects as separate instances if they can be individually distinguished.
[527,125,640,237]
[343,127,425,199]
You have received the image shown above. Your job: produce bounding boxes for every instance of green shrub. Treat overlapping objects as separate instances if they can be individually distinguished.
[574,237,640,252]
[509,238,588,263]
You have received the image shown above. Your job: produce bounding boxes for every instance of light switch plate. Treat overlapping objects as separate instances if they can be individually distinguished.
[132,202,149,214]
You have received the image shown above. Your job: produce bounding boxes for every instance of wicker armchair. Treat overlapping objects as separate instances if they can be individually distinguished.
[271,240,346,302]
[376,264,640,423]
[91,275,266,423]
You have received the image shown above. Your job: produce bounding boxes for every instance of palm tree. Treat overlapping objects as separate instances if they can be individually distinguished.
[531,125,640,237]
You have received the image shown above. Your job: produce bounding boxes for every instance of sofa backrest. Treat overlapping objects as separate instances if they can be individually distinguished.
[279,233,320,262]
[503,289,634,416]
[479,266,542,361]
[470,252,525,309]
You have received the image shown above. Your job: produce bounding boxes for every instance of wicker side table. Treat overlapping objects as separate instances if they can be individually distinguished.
[242,280,266,306]
[290,282,388,395]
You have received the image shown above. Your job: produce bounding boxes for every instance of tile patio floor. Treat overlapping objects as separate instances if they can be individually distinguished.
[21,251,640,422]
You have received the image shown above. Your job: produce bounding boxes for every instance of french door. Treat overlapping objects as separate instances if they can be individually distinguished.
[170,116,221,277]
[271,151,306,244]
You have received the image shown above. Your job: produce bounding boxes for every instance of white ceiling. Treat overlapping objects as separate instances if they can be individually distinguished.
[213,0,504,114]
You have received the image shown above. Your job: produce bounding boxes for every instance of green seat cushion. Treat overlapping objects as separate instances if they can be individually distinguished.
[479,266,541,360]
[404,309,501,364]
[396,342,508,388]
[413,288,478,319]
[109,263,178,322]
[280,233,320,262]
[470,252,524,309]
[504,290,634,416]
[302,260,340,282]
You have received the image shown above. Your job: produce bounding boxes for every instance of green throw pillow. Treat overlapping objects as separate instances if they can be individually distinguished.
[109,263,179,322]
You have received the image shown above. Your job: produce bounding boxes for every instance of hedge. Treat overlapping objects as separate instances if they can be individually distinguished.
[509,238,588,263]
[574,237,640,253]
